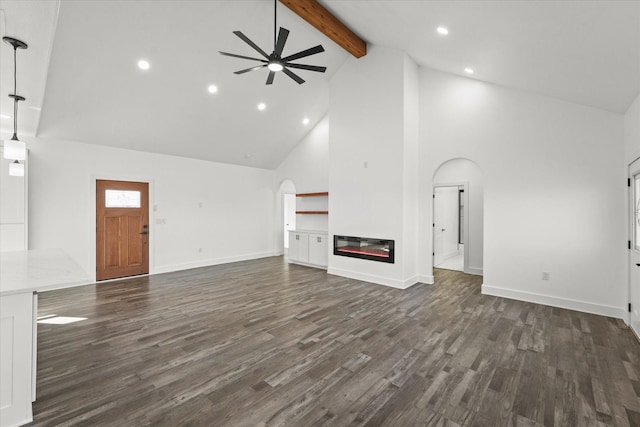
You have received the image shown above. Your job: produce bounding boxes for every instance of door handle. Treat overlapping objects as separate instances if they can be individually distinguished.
[637,263,640,267]
[140,231,148,235]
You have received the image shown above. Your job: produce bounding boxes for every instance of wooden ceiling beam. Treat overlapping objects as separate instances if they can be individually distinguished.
[279,0,367,58]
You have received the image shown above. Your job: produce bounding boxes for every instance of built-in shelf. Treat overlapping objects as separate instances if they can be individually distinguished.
[295,192,328,215]
[296,192,329,197]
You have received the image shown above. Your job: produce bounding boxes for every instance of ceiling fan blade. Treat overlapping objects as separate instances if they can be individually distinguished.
[274,27,290,57]
[233,31,270,59]
[285,63,327,73]
[283,68,305,84]
[266,71,276,85]
[219,51,267,63]
[234,64,267,74]
[281,45,325,62]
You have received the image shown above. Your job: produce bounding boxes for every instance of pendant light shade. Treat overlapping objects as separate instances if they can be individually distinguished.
[4,138,26,160]
[8,160,24,177]
[2,36,28,164]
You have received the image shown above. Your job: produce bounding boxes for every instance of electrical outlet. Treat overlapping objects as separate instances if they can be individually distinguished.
[542,272,550,281]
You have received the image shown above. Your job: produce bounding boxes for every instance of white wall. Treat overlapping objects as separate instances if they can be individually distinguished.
[0,147,27,251]
[27,137,276,280]
[419,68,626,319]
[402,54,420,283]
[275,115,329,194]
[328,46,419,288]
[433,158,484,274]
[274,115,330,243]
[625,94,640,163]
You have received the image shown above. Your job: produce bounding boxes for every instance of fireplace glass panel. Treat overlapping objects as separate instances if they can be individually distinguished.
[333,235,395,263]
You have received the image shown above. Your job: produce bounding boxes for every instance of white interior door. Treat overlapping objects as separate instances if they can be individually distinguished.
[433,186,460,266]
[630,158,640,336]
[283,193,296,249]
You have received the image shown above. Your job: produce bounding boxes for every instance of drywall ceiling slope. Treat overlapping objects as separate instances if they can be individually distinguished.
[37,1,348,169]
[0,0,59,138]
[324,0,640,113]
[18,1,639,169]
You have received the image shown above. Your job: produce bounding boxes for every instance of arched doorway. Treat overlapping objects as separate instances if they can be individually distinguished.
[432,158,484,275]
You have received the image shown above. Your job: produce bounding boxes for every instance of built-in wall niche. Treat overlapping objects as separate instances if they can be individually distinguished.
[295,192,328,232]
[333,235,395,263]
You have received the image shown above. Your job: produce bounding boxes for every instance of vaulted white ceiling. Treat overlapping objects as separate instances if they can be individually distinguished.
[325,0,640,114]
[1,1,638,169]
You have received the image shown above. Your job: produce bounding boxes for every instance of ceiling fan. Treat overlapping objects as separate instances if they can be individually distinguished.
[219,0,326,85]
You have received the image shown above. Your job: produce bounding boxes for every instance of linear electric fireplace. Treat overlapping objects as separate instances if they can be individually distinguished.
[333,235,395,263]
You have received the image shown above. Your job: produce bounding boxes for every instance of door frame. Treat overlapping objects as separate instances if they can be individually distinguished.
[283,193,296,250]
[629,157,640,333]
[433,181,469,273]
[276,179,296,255]
[90,175,155,283]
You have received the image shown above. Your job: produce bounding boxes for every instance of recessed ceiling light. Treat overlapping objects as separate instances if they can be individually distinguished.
[0,114,10,119]
[302,118,310,125]
[437,27,449,35]
[137,59,150,70]
[464,67,474,74]
[208,85,218,94]
[257,103,266,111]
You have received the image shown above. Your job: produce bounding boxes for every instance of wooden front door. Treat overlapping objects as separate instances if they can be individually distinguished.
[96,180,149,281]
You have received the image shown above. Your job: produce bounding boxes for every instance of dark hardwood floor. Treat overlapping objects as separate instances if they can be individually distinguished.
[27,257,640,426]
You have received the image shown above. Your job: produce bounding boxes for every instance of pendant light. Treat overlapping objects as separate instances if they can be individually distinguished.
[8,160,24,176]
[3,36,28,167]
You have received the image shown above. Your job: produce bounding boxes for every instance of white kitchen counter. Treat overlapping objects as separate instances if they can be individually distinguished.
[1,249,89,427]
[1,248,89,296]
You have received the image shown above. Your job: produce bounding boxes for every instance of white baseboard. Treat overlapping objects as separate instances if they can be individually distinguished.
[417,274,435,285]
[631,324,640,344]
[481,284,626,320]
[327,268,424,289]
[464,266,483,276]
[288,260,327,270]
[153,251,280,275]
[403,275,422,289]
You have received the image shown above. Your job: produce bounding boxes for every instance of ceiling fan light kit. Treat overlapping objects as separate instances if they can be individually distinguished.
[2,36,28,174]
[219,0,326,85]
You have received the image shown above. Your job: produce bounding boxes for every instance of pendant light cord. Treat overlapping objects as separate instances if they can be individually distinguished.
[12,44,18,138]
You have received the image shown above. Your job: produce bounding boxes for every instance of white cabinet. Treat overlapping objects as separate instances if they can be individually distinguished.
[1,249,89,427]
[288,230,328,268]
[0,292,34,427]
[289,231,309,264]
[309,233,328,267]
